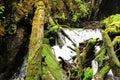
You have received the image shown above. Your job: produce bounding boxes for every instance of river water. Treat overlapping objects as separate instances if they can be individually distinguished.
[11,28,115,80]
[52,29,102,62]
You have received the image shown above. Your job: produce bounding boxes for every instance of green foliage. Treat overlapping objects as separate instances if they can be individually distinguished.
[100,14,120,34]
[99,65,110,77]
[101,14,120,28]
[86,39,96,52]
[49,25,59,33]
[44,25,59,45]
[43,38,50,44]
[79,4,88,17]
[112,36,120,46]
[95,48,106,66]
[0,6,5,14]
[74,0,82,3]
[51,0,56,3]
[60,13,67,20]
[0,6,5,19]
[74,0,88,17]
[83,67,93,80]
[72,14,78,22]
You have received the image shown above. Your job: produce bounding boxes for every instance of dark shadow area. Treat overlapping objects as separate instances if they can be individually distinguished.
[97,0,120,20]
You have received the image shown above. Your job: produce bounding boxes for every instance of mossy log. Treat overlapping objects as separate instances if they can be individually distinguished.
[102,31,120,67]
[41,44,63,80]
[26,1,45,80]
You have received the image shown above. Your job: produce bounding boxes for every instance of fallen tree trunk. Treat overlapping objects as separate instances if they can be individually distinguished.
[26,1,45,80]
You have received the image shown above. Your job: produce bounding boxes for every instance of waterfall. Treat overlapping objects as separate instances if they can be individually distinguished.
[12,28,115,80]
[52,28,115,80]
[52,29,102,62]
[17,54,28,80]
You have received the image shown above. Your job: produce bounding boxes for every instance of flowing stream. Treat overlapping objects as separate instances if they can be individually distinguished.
[52,28,114,80]
[12,28,115,80]
[52,29,102,62]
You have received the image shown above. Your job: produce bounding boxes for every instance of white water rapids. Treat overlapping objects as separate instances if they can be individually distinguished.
[52,29,102,62]
[12,28,115,80]
[52,28,114,80]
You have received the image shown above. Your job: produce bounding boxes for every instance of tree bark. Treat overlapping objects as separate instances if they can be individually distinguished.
[26,1,45,80]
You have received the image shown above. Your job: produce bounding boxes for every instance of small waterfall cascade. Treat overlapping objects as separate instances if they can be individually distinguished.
[17,54,28,80]
[52,28,115,80]
[52,29,102,62]
[12,28,115,80]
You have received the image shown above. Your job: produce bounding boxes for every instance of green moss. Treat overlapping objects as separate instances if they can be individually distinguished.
[74,0,88,17]
[72,14,78,22]
[69,0,89,22]
[83,67,93,80]
[71,67,83,79]
[0,6,5,19]
[44,24,59,45]
[50,25,59,33]
[60,13,66,20]
[100,65,110,77]
[26,47,42,80]
[100,14,120,34]
[41,44,63,80]
[31,35,37,44]
[74,0,82,3]
[102,31,120,67]
[43,38,50,44]
[0,6,5,13]
[75,47,82,69]
[49,17,56,26]
[86,39,96,52]
[112,36,120,46]
[51,0,56,3]
[79,4,88,17]
[95,48,106,66]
